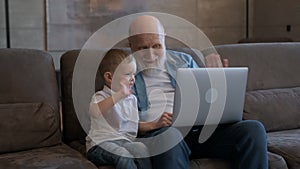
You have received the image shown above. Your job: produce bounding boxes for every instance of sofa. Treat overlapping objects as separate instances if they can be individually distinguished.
[214,43,300,169]
[60,42,300,169]
[0,48,97,169]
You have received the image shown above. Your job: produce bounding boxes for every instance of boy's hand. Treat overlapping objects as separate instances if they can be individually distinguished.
[155,112,173,128]
[118,80,132,98]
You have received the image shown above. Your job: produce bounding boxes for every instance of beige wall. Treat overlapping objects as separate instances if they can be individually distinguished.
[9,0,45,49]
[47,0,246,51]
[251,0,300,41]
[1,0,300,69]
[0,0,6,48]
[0,0,247,50]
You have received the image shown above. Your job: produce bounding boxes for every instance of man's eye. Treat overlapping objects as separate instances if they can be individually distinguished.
[153,44,161,49]
[138,46,149,50]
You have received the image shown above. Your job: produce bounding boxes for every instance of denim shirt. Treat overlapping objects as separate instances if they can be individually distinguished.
[132,50,200,114]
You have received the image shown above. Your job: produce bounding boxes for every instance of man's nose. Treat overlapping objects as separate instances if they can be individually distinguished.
[145,48,156,60]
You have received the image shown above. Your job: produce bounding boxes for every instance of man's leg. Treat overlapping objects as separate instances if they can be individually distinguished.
[140,127,191,169]
[185,120,268,169]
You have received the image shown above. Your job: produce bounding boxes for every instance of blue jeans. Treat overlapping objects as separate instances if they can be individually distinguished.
[87,140,152,169]
[141,120,267,169]
[140,127,191,169]
[185,120,268,169]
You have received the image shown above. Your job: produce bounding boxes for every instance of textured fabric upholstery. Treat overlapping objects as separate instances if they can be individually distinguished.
[0,48,61,152]
[0,144,96,169]
[268,129,300,169]
[60,43,300,169]
[244,87,300,132]
[215,43,300,91]
[0,102,60,153]
[0,48,97,169]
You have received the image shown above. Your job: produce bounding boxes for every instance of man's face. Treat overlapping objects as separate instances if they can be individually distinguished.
[129,34,166,74]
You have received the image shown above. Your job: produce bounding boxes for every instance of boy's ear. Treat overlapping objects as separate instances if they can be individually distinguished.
[103,72,112,83]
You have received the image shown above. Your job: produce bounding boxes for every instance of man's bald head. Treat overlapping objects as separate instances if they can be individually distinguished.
[129,15,165,36]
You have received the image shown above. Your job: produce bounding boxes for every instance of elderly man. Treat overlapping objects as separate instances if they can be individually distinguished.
[129,15,268,169]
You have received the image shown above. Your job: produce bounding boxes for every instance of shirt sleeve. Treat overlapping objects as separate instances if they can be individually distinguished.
[91,91,105,104]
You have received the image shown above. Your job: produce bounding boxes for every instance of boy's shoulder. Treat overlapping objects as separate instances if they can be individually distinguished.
[91,88,110,103]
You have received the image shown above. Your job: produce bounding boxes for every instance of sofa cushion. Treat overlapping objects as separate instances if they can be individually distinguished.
[244,87,300,132]
[268,151,288,169]
[215,43,300,91]
[0,102,61,153]
[267,129,300,169]
[0,143,97,169]
[0,48,60,115]
[60,50,89,144]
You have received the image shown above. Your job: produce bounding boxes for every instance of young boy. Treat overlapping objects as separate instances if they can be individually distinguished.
[86,49,151,169]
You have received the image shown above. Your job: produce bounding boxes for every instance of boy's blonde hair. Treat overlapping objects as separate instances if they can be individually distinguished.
[99,49,134,79]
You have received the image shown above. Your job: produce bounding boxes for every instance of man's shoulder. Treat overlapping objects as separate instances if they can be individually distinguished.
[166,49,193,59]
[166,49,195,65]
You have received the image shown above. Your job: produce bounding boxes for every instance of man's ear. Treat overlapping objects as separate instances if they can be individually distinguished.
[103,72,112,84]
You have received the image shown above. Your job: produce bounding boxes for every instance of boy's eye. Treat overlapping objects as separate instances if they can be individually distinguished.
[124,73,133,76]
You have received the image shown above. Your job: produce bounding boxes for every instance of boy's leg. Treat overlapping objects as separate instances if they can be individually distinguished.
[87,141,137,169]
[123,142,152,169]
[140,126,191,169]
[185,120,268,169]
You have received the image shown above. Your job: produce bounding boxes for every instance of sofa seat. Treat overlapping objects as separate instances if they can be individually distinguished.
[190,159,229,169]
[69,138,286,169]
[0,143,97,169]
[268,129,300,169]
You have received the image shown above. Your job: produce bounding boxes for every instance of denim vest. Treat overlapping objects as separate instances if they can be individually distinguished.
[132,50,200,114]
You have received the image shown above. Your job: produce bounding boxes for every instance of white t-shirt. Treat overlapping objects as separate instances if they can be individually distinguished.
[86,85,139,151]
[141,69,175,122]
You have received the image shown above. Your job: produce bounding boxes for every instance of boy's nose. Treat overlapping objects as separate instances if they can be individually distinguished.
[129,75,135,82]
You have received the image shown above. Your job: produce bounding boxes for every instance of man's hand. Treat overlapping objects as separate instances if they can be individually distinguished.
[205,53,229,67]
[155,112,173,128]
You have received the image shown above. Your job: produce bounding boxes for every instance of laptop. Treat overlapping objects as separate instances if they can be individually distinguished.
[172,67,248,127]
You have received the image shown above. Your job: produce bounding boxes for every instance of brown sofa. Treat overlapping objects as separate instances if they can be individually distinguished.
[0,48,97,169]
[60,42,300,169]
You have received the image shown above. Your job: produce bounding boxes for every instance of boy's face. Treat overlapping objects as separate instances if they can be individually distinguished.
[111,60,137,92]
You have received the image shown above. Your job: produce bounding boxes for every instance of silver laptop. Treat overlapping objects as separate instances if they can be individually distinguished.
[172,67,248,127]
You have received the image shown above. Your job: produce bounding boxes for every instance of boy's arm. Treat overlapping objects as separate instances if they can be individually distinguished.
[98,92,124,114]
[138,112,172,135]
[91,81,132,117]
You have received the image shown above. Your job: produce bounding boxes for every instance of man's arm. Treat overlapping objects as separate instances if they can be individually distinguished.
[205,53,229,67]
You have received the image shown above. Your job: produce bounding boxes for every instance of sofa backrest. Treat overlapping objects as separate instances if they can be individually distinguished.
[60,43,300,144]
[0,48,61,153]
[60,50,88,144]
[214,43,300,91]
[60,48,204,144]
[214,43,300,132]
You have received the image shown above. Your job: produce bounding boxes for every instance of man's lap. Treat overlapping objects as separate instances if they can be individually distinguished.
[185,120,266,159]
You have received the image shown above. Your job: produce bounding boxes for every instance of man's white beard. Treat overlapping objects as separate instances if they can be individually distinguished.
[139,56,166,76]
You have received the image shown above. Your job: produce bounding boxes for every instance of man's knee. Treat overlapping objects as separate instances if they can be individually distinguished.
[238,120,267,148]
[240,120,266,136]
